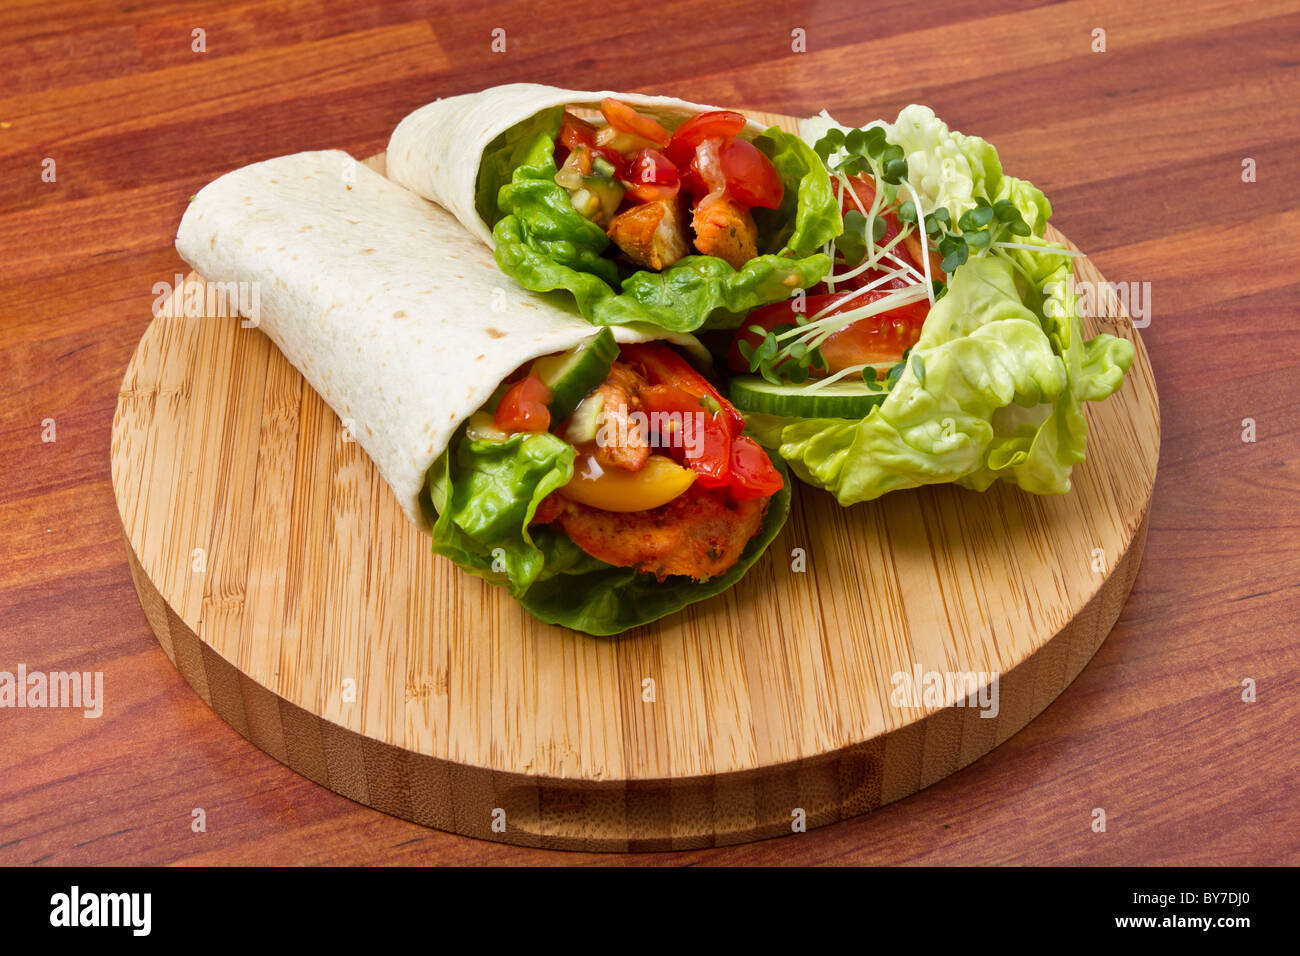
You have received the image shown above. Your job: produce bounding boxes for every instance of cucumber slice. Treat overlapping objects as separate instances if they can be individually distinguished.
[531,328,618,421]
[564,393,605,445]
[727,375,889,420]
[465,411,509,443]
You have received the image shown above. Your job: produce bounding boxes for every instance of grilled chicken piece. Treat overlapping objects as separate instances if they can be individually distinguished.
[592,362,651,472]
[606,199,689,270]
[530,491,565,526]
[691,195,758,270]
[554,485,769,582]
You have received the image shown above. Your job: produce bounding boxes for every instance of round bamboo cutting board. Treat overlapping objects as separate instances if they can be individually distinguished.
[112,110,1159,851]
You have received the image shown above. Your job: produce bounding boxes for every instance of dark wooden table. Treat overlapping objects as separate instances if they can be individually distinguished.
[2,0,1297,866]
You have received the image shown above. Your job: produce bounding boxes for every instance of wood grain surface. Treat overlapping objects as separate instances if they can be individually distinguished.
[2,0,1297,865]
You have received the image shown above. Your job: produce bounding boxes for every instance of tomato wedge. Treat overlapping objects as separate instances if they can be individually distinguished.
[665,110,747,167]
[494,375,553,433]
[719,138,783,210]
[728,436,784,500]
[820,294,929,369]
[728,291,929,374]
[599,98,670,148]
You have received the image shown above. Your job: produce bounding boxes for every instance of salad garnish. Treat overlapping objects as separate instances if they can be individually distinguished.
[729,119,1082,398]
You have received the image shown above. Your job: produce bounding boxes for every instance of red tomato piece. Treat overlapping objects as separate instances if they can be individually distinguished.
[638,383,733,488]
[626,147,678,185]
[558,113,623,168]
[493,375,553,433]
[727,436,784,501]
[692,413,733,488]
[665,110,748,167]
[679,154,706,199]
[622,148,681,202]
[638,383,704,419]
[719,138,784,210]
[727,291,929,374]
[839,176,904,249]
[819,295,930,369]
[830,173,949,282]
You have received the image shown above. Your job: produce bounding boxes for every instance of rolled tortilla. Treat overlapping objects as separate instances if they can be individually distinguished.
[175,149,700,528]
[386,83,765,249]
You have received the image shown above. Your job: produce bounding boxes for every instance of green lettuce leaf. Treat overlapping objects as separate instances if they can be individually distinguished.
[752,126,843,256]
[475,104,568,231]
[803,105,1052,243]
[493,123,620,287]
[956,254,1133,493]
[775,256,1133,503]
[884,104,1052,236]
[429,428,792,635]
[485,116,835,333]
[430,429,578,591]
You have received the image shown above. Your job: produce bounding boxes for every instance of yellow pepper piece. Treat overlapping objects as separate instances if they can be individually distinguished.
[559,453,695,512]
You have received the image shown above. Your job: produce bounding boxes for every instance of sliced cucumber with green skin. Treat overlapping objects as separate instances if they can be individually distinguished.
[727,375,890,420]
[564,392,605,445]
[530,327,618,421]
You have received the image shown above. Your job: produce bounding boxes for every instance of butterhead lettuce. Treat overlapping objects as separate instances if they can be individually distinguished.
[761,106,1136,504]
[804,105,1052,236]
[773,256,1133,503]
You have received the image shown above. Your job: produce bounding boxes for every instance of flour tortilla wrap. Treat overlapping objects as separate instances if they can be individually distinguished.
[174,149,701,528]
[387,83,766,250]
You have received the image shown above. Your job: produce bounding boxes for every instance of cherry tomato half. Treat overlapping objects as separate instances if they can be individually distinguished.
[626,147,678,185]
[622,148,681,202]
[665,110,748,167]
[719,138,783,210]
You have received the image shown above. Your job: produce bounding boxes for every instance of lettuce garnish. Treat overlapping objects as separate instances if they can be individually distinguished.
[748,107,1137,503]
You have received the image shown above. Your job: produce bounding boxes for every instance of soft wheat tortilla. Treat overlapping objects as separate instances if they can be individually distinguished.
[175,149,700,528]
[386,83,764,248]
